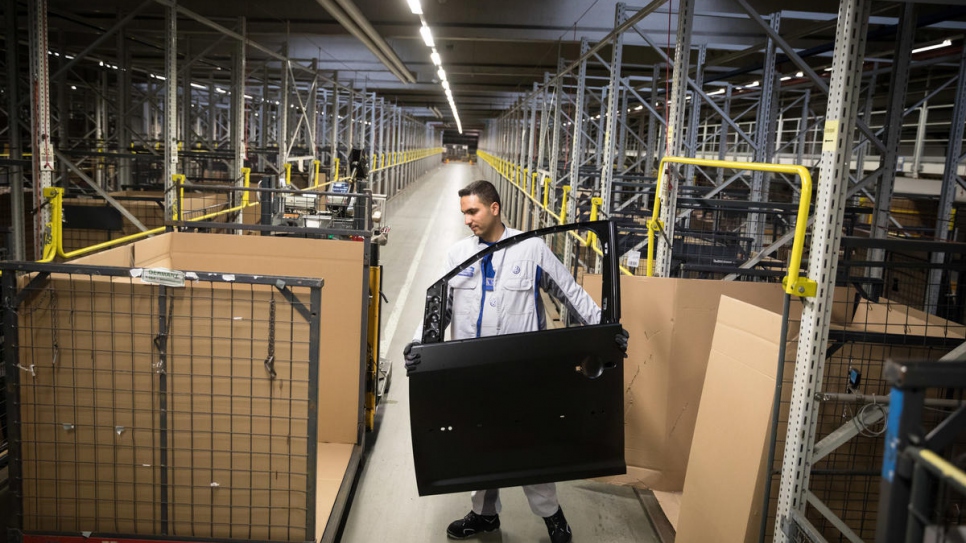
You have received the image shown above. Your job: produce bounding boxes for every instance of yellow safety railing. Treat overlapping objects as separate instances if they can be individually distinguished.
[477,150,633,276]
[645,156,816,297]
[370,147,443,173]
[38,169,258,261]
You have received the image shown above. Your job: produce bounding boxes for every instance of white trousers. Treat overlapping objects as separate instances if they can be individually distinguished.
[471,483,559,518]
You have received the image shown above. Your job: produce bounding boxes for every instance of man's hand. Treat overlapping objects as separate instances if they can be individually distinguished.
[404,341,422,374]
[615,328,629,357]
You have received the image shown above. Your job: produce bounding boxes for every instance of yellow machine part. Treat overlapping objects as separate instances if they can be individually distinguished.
[365,265,383,431]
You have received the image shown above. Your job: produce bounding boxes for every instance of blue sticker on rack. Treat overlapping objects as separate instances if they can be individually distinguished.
[881,388,904,483]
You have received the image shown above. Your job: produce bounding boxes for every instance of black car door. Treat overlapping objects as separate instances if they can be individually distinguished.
[408,220,626,496]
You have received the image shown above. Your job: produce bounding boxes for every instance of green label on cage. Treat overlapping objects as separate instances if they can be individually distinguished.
[141,268,186,288]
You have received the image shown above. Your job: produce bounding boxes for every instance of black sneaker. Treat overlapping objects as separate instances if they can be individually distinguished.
[446,511,501,539]
[544,507,573,543]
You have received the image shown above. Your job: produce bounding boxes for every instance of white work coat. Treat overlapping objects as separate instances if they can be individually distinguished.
[415,226,601,342]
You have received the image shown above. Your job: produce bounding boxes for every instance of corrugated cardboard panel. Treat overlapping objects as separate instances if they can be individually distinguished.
[676,296,783,542]
[158,233,364,444]
[166,285,313,539]
[18,277,162,534]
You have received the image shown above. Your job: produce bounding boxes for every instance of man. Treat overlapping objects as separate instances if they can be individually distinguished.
[404,180,628,543]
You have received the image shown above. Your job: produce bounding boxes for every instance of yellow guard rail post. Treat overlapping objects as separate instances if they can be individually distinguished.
[241,167,252,206]
[646,156,816,297]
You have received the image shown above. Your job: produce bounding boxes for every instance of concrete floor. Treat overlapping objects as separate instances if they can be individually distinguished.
[340,162,658,543]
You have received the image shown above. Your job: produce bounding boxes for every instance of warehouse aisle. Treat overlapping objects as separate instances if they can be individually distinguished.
[340,163,658,543]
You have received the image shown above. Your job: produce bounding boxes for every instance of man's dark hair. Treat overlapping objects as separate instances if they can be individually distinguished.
[458,180,502,213]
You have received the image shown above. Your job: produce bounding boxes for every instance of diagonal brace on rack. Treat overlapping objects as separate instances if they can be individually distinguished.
[54,149,149,232]
[733,0,886,155]
[275,284,315,322]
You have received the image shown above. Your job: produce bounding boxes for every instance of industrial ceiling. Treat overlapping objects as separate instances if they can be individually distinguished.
[27,0,966,133]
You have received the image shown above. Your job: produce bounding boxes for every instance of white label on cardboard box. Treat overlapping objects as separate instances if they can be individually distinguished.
[141,267,186,288]
[626,250,641,268]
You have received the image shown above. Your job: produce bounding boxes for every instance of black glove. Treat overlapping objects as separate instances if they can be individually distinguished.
[615,328,629,357]
[404,341,421,374]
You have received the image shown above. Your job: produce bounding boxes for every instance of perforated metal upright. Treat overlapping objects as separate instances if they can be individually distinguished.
[230,17,246,224]
[598,4,626,224]
[653,0,694,278]
[162,0,178,220]
[775,0,872,539]
[6,0,26,260]
[926,46,966,314]
[562,38,590,279]
[27,0,54,258]
[868,3,917,281]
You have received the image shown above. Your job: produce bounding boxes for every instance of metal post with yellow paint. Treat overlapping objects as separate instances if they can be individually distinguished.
[313,160,321,187]
[586,197,602,247]
[333,158,340,183]
[559,185,572,225]
[542,176,551,210]
[284,163,292,186]
[173,174,186,221]
[241,167,252,206]
[38,187,64,262]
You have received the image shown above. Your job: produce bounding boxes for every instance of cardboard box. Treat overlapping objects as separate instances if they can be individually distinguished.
[676,296,787,543]
[17,232,364,540]
[672,294,959,541]
[584,275,789,491]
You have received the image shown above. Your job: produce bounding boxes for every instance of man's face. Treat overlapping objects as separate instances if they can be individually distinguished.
[461,194,500,238]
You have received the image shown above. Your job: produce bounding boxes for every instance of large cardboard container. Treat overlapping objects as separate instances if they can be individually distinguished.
[584,275,788,491]
[674,293,961,541]
[16,232,364,541]
[676,297,786,542]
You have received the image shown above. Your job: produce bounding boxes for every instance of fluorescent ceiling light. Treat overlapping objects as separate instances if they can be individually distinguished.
[420,25,435,47]
[442,80,450,90]
[431,50,441,66]
[634,105,643,111]
[780,76,791,81]
[215,87,227,94]
[912,39,952,55]
[190,82,206,89]
[438,68,447,81]
[407,0,422,15]
[796,71,804,77]
[708,89,725,96]
[746,80,760,88]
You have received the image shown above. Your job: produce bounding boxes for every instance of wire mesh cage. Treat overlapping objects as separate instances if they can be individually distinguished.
[3,263,325,541]
[754,245,966,542]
